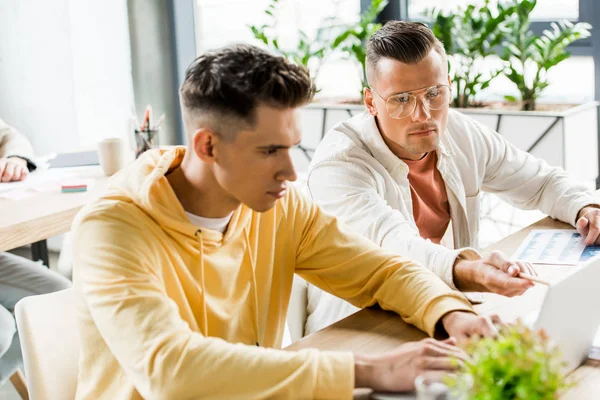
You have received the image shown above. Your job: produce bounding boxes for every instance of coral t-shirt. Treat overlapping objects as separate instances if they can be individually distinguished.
[403,152,451,244]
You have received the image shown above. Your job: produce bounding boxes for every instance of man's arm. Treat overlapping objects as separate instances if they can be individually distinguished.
[73,211,354,400]
[473,118,598,227]
[0,119,36,181]
[0,119,35,163]
[288,186,482,338]
[306,159,478,290]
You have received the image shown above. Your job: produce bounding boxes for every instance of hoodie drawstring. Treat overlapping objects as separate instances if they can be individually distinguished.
[194,229,209,337]
[195,228,261,346]
[243,228,261,347]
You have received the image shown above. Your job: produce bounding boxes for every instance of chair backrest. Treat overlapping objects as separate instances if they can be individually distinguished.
[286,275,308,345]
[15,288,79,400]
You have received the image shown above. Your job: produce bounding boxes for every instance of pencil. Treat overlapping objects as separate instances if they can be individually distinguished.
[518,272,550,286]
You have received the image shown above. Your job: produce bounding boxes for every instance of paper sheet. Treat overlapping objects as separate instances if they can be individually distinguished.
[513,229,600,265]
[0,166,102,200]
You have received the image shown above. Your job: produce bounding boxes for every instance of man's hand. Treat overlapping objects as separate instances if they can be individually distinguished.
[354,337,466,392]
[453,251,535,297]
[576,206,600,245]
[441,311,502,345]
[0,157,29,182]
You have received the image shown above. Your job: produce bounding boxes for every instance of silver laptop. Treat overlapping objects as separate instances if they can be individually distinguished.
[524,255,600,372]
[372,256,600,400]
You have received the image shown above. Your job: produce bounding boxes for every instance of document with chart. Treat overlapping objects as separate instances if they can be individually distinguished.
[513,229,600,265]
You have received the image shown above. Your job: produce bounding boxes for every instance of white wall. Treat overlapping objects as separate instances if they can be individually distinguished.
[0,0,134,156]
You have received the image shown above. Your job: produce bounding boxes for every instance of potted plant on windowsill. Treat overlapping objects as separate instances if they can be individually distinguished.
[424,0,597,189]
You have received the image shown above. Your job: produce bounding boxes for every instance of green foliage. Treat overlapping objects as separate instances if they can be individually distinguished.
[500,0,591,110]
[248,0,333,79]
[426,0,516,108]
[248,0,388,100]
[446,323,572,400]
[331,0,389,92]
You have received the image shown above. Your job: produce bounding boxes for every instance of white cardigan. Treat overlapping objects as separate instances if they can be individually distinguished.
[0,118,35,160]
[303,109,598,334]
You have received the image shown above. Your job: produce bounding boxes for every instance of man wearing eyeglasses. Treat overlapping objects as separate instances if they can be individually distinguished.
[304,21,600,334]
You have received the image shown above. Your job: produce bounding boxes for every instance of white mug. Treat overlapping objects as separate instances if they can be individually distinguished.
[98,138,124,176]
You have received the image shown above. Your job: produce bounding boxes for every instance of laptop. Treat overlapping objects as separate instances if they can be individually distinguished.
[49,150,99,168]
[372,256,600,400]
[523,255,600,372]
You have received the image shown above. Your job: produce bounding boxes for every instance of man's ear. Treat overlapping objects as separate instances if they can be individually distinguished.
[192,128,218,163]
[364,88,378,116]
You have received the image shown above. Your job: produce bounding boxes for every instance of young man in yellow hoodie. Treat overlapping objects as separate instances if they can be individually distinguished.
[72,44,500,399]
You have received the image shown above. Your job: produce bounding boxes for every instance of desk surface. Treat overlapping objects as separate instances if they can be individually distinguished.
[0,167,108,252]
[287,216,600,399]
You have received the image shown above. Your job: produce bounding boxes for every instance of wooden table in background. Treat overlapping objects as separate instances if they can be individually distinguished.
[287,216,600,399]
[0,168,108,264]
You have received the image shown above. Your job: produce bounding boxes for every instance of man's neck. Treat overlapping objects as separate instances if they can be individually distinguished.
[380,131,426,161]
[167,156,239,218]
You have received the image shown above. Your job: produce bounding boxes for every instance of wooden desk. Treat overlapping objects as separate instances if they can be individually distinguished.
[287,216,600,399]
[0,168,108,258]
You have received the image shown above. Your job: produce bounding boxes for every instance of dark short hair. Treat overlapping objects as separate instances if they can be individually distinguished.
[180,44,315,138]
[366,21,446,84]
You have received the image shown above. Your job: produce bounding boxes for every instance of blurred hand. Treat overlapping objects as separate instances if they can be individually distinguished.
[576,206,600,245]
[441,311,503,345]
[454,251,535,297]
[354,337,466,392]
[0,157,29,182]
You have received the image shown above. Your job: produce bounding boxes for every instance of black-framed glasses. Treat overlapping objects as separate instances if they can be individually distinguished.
[369,84,452,119]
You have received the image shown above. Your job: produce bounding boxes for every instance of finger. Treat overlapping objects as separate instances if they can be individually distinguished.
[487,251,516,275]
[421,356,463,371]
[577,216,589,234]
[19,167,29,181]
[515,261,537,276]
[0,159,6,180]
[585,223,600,246]
[489,314,506,329]
[2,163,14,182]
[474,316,498,338]
[524,262,537,276]
[13,165,24,182]
[484,268,533,296]
[422,339,468,361]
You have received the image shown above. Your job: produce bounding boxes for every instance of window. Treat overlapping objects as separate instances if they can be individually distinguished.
[194,0,360,53]
[193,0,363,98]
[407,0,580,21]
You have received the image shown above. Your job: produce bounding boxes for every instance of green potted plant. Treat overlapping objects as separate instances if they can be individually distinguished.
[446,323,572,399]
[426,0,516,108]
[248,0,335,83]
[249,0,388,102]
[331,0,388,98]
[500,0,592,111]
[425,0,598,200]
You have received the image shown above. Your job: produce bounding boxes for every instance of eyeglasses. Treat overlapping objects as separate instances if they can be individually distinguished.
[369,84,452,119]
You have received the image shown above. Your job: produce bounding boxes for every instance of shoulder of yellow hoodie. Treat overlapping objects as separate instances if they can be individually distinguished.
[72,197,164,273]
[273,183,327,243]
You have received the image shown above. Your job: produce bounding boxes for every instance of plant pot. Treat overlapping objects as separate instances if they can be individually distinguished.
[297,101,599,187]
[457,101,599,190]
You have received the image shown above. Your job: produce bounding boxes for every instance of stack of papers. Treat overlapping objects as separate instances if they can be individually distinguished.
[513,229,600,265]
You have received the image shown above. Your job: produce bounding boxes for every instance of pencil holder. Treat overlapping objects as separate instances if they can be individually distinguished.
[134,129,159,158]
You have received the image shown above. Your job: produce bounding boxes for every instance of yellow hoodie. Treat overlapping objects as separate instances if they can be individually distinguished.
[72,147,473,399]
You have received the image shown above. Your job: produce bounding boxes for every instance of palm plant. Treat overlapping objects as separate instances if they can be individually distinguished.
[500,0,591,110]
[331,0,389,92]
[248,0,334,80]
[427,0,516,108]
